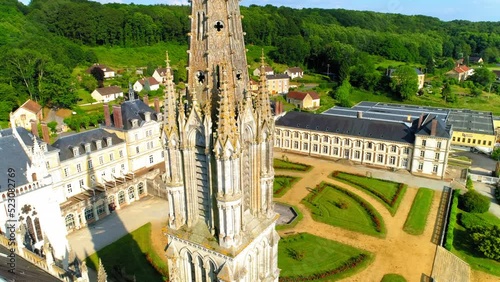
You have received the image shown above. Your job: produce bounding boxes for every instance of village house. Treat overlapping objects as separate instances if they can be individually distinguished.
[91,86,124,103]
[286,91,320,109]
[11,99,43,129]
[284,67,304,80]
[446,64,474,82]
[133,77,160,92]
[253,65,274,77]
[388,68,425,90]
[86,64,116,79]
[469,56,484,65]
[152,68,167,85]
[266,73,290,95]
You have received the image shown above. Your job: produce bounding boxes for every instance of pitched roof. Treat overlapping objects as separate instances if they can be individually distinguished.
[19,99,42,113]
[155,68,167,75]
[95,86,123,97]
[51,128,124,161]
[0,245,61,282]
[287,67,303,73]
[108,99,160,130]
[388,68,424,76]
[276,111,415,144]
[266,74,289,80]
[287,91,320,101]
[86,64,114,73]
[453,65,470,74]
[469,56,482,63]
[412,114,452,138]
[138,77,160,86]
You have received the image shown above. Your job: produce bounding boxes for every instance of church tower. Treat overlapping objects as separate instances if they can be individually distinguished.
[163,0,280,281]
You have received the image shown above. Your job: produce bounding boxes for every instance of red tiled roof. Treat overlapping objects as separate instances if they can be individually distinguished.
[287,91,320,101]
[454,65,470,74]
[20,99,42,113]
[138,77,160,86]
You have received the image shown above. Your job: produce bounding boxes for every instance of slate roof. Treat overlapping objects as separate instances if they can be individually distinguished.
[469,56,483,63]
[109,99,159,130]
[155,68,167,75]
[276,111,415,144]
[287,91,320,101]
[94,86,123,97]
[19,99,42,113]
[0,245,61,282]
[266,74,289,80]
[0,127,55,191]
[51,128,124,161]
[412,114,452,138]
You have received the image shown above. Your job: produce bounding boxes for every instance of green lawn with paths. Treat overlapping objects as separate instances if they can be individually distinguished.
[403,188,435,235]
[331,172,407,216]
[302,183,386,238]
[279,233,373,281]
[86,223,168,281]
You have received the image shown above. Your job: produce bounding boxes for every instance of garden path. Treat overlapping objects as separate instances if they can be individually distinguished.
[275,151,443,282]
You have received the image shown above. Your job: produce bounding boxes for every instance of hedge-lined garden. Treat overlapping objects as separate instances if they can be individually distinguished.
[330,171,407,216]
[302,182,386,237]
[274,158,312,172]
[403,188,435,235]
[278,233,373,281]
[274,175,300,197]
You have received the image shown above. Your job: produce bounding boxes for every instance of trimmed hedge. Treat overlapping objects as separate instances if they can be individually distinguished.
[460,190,491,213]
[444,189,459,250]
[494,185,500,203]
[458,212,493,230]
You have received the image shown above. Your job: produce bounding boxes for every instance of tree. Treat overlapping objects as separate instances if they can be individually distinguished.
[334,80,352,107]
[441,83,457,103]
[470,225,500,261]
[466,176,474,190]
[80,74,97,92]
[495,162,500,178]
[492,147,500,161]
[470,67,496,89]
[47,121,58,136]
[39,63,77,108]
[390,65,418,100]
[90,66,105,88]
[460,190,491,213]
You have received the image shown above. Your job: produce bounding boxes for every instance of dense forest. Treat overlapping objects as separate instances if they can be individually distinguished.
[1,0,500,122]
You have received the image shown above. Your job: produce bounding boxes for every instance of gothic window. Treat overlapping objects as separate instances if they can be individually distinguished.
[65,214,75,230]
[198,257,207,282]
[196,71,205,84]
[85,207,94,221]
[128,186,135,200]
[26,216,36,243]
[214,20,224,32]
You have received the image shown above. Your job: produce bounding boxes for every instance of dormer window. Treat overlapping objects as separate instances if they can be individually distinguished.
[73,147,80,157]
[132,119,139,128]
[96,140,102,150]
[85,143,91,153]
[106,137,112,146]
[145,112,151,122]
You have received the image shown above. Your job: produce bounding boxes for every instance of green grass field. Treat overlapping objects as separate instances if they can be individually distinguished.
[274,175,299,197]
[451,210,500,276]
[273,158,312,172]
[380,273,407,282]
[279,233,373,281]
[331,172,407,216]
[403,188,435,235]
[85,223,168,281]
[302,183,386,237]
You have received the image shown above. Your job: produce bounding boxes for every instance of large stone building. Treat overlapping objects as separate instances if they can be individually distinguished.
[162,0,280,280]
[275,111,452,178]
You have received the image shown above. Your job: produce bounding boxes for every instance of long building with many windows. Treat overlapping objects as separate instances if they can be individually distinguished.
[275,111,452,178]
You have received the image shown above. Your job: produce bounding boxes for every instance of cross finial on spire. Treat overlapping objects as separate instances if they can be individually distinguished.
[165,51,170,68]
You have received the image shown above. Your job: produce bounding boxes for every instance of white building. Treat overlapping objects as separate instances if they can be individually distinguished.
[275,111,452,179]
[90,86,124,103]
[133,77,160,92]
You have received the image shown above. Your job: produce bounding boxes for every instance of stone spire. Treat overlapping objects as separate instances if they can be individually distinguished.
[163,51,177,137]
[128,82,135,101]
[257,49,272,122]
[215,65,239,147]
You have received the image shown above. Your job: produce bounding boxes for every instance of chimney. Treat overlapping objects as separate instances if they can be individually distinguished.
[113,105,123,129]
[154,97,160,113]
[357,111,363,119]
[103,103,111,127]
[143,95,149,105]
[30,120,39,137]
[41,122,50,144]
[418,114,424,129]
[431,119,437,136]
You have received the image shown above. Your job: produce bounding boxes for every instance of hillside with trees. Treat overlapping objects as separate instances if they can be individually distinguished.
[1,0,500,124]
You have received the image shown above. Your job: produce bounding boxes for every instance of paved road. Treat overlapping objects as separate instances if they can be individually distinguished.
[67,196,168,260]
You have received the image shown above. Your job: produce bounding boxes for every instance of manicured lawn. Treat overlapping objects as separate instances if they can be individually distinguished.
[86,223,168,281]
[275,203,303,231]
[76,88,96,105]
[403,188,435,235]
[302,183,386,238]
[273,158,312,172]
[451,210,500,276]
[279,233,373,281]
[331,171,407,216]
[380,273,407,282]
[273,175,300,197]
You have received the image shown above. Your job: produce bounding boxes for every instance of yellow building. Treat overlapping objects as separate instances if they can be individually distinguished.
[11,99,43,129]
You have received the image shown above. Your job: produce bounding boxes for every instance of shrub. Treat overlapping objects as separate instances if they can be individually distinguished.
[470,225,500,261]
[460,190,491,213]
[466,176,474,190]
[444,189,459,250]
[458,212,492,230]
[287,248,305,261]
[495,183,500,203]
